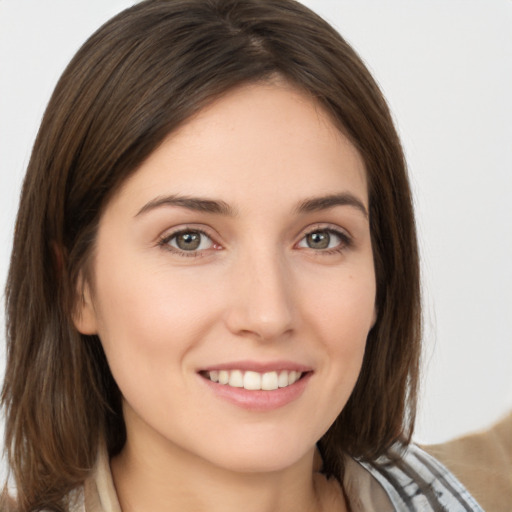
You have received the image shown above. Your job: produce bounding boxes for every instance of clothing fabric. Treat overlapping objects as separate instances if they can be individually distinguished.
[425,411,512,512]
[351,444,484,511]
[66,443,483,511]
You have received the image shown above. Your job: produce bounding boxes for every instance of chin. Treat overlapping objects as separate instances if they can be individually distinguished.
[195,432,316,474]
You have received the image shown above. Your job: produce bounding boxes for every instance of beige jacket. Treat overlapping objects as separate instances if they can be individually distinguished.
[425,411,512,512]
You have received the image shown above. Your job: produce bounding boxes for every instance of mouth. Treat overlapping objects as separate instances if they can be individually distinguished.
[198,363,313,411]
[199,369,307,391]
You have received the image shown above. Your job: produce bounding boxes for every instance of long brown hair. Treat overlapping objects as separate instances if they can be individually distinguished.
[2,0,421,510]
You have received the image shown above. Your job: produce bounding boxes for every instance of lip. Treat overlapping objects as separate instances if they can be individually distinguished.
[198,361,313,412]
[200,360,313,373]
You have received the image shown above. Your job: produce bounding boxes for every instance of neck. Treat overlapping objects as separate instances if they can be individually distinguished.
[110,411,346,512]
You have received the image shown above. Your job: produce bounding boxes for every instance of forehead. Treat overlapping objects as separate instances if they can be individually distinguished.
[108,82,368,214]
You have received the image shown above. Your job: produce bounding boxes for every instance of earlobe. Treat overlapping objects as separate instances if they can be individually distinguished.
[73,280,98,335]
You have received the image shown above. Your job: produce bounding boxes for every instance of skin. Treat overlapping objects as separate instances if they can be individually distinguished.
[75,82,376,512]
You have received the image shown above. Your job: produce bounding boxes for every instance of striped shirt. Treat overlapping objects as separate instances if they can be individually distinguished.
[346,444,484,511]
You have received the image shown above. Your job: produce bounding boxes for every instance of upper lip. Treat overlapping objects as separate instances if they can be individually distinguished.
[199,360,313,373]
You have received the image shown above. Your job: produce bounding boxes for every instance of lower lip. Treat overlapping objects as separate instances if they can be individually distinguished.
[200,372,312,411]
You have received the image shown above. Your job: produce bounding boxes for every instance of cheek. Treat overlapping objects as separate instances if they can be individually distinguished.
[90,266,223,435]
[301,260,376,341]
[90,251,220,380]
[303,266,375,396]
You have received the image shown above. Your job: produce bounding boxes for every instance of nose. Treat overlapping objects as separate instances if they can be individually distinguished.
[224,247,295,342]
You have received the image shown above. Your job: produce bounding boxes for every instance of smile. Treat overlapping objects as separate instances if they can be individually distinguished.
[204,369,303,390]
[198,364,312,411]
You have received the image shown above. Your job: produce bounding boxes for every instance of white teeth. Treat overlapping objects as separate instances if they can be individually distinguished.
[207,369,303,390]
[218,370,229,385]
[229,370,244,388]
[261,371,279,390]
[243,371,261,390]
[278,370,289,388]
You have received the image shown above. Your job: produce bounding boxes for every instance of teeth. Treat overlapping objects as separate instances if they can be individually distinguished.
[244,371,261,390]
[228,370,244,388]
[207,370,303,390]
[278,370,289,388]
[261,371,278,390]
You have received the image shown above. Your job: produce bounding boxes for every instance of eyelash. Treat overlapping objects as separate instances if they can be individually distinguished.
[157,225,352,257]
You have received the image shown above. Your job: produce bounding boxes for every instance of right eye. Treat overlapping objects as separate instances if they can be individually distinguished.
[160,229,216,255]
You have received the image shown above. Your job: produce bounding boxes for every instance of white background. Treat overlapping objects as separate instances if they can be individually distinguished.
[0,0,511,473]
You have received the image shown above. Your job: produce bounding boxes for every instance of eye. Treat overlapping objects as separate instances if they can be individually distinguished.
[161,229,215,254]
[297,228,349,252]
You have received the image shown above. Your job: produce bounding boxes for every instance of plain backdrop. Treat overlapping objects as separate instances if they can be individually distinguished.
[1,0,511,476]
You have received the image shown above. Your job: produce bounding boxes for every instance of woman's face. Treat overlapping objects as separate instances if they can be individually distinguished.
[75,82,376,473]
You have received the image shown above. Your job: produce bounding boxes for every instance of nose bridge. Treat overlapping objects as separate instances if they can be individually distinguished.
[225,241,295,341]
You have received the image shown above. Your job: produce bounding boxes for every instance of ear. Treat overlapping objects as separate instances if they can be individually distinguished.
[73,278,98,335]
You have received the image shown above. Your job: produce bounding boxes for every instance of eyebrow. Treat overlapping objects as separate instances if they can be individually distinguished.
[135,192,368,219]
[135,194,237,217]
[295,193,368,218]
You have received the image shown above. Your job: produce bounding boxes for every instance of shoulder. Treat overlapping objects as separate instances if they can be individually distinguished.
[425,411,512,512]
[355,443,484,511]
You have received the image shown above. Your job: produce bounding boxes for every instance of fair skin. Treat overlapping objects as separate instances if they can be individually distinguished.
[75,82,376,512]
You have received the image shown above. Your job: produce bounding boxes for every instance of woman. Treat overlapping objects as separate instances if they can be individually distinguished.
[1,0,483,510]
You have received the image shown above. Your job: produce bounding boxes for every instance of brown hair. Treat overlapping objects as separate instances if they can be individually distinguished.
[2,0,421,509]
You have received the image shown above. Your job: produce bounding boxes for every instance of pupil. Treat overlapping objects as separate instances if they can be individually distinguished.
[177,232,200,250]
[307,231,329,249]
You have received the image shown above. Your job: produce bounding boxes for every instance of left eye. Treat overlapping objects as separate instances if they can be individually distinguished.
[297,229,344,250]
[166,230,214,252]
